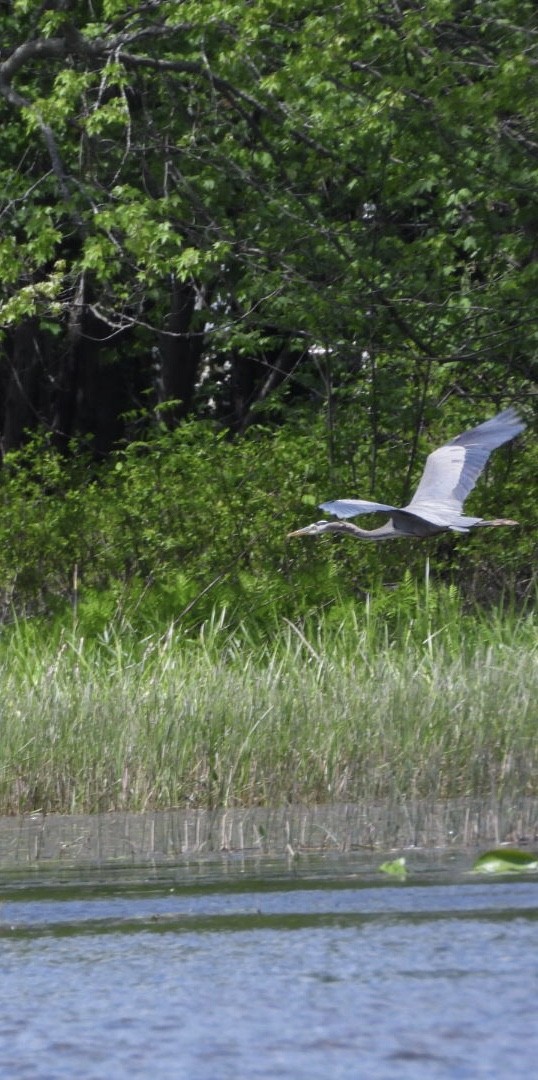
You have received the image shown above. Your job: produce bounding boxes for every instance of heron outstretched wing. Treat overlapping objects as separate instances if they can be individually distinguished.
[290,406,525,542]
[407,406,525,517]
[319,498,397,519]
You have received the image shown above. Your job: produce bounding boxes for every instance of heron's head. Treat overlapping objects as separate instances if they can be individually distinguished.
[287,520,331,538]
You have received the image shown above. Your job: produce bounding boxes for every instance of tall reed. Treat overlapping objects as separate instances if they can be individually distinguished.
[0,587,535,815]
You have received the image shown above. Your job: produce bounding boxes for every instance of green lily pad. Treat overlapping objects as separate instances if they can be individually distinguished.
[379,856,407,878]
[472,848,538,874]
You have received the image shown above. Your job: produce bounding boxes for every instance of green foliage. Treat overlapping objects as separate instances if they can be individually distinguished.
[1,0,537,423]
[0,410,529,630]
[0,416,533,636]
[0,0,537,644]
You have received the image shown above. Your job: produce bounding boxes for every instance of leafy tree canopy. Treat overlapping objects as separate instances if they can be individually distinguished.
[0,0,536,454]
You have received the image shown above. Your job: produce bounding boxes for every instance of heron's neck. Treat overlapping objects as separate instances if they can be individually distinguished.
[324,521,397,541]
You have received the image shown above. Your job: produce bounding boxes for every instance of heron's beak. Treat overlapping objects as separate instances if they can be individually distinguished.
[287,527,311,538]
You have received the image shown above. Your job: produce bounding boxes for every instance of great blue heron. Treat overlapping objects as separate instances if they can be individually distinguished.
[288,407,525,542]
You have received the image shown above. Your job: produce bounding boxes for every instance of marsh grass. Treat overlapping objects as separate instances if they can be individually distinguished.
[0,587,536,816]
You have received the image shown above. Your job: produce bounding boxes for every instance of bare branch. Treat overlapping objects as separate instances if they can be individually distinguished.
[0,36,69,83]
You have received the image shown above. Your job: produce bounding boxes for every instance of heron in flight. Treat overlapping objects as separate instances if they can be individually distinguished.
[288,407,525,542]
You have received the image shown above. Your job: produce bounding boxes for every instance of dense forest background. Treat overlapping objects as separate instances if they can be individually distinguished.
[0,0,536,632]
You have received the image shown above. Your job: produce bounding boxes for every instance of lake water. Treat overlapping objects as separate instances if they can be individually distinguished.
[0,852,537,1079]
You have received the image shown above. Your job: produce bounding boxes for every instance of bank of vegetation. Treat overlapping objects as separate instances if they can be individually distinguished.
[0,593,536,815]
[0,2,537,814]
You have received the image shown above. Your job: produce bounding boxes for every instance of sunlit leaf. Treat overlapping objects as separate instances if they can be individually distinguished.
[379,857,407,878]
[472,849,538,874]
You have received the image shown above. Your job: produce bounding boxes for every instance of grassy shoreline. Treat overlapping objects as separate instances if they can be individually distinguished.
[0,597,536,816]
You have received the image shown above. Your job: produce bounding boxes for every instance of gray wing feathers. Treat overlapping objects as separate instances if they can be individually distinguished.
[319,498,397,519]
[408,407,525,515]
[319,407,524,528]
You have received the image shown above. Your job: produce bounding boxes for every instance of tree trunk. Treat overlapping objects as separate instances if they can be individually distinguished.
[155,279,205,425]
[1,318,45,455]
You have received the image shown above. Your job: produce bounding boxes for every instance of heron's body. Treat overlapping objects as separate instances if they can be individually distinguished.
[288,407,525,542]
